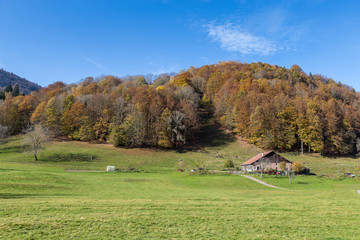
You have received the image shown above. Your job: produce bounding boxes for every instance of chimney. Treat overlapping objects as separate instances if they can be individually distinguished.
[262,152,264,157]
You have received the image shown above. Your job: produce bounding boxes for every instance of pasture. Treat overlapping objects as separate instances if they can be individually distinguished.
[0,135,360,239]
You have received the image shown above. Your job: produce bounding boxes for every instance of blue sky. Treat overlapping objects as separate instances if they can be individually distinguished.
[0,0,359,91]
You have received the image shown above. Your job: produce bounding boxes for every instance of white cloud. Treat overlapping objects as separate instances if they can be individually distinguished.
[200,56,209,62]
[150,63,181,75]
[206,23,276,55]
[146,55,182,75]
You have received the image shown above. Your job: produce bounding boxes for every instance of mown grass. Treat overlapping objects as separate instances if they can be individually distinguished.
[1,135,360,239]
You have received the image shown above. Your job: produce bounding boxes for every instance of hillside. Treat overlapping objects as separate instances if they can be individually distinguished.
[1,61,360,155]
[0,69,41,94]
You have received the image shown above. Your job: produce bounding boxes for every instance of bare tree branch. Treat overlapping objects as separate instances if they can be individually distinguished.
[0,125,8,143]
[23,124,49,161]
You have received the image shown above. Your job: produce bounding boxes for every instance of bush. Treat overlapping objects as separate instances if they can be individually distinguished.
[279,161,286,171]
[223,159,235,169]
[108,124,127,146]
[267,169,277,175]
[0,125,8,142]
[158,139,173,148]
[292,161,303,173]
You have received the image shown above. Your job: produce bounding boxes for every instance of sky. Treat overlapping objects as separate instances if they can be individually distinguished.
[0,0,359,91]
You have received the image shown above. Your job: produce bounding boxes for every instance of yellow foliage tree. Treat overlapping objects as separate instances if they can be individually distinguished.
[292,161,303,173]
[279,161,286,171]
[171,72,192,87]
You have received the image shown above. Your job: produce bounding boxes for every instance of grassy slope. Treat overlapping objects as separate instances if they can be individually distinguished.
[1,134,360,239]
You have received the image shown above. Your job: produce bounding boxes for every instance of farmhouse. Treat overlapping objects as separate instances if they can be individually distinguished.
[241,151,292,172]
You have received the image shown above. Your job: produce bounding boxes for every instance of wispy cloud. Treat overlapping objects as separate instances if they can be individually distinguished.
[146,55,182,75]
[200,56,209,62]
[75,52,116,75]
[206,23,276,55]
[149,62,182,75]
[201,6,311,56]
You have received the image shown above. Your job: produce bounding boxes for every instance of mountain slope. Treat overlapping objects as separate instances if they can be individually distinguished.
[0,69,41,94]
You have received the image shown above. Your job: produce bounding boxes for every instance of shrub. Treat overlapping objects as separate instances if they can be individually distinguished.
[135,76,147,86]
[292,161,303,173]
[158,139,173,148]
[279,161,286,171]
[223,159,235,169]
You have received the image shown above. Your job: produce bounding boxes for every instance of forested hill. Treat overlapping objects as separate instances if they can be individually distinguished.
[0,61,359,156]
[0,69,41,94]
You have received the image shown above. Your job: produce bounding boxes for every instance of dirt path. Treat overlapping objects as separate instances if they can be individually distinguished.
[65,169,103,172]
[241,175,288,190]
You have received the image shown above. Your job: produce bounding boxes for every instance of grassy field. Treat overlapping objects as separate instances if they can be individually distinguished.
[1,135,360,239]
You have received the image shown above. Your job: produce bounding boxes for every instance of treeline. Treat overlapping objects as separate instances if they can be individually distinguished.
[1,61,360,155]
[192,62,360,155]
[0,75,200,148]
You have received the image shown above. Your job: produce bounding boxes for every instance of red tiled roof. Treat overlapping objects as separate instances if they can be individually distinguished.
[241,151,273,165]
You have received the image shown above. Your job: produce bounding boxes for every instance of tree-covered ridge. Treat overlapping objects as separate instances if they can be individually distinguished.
[0,75,200,148]
[191,61,360,155]
[0,69,41,94]
[0,61,359,155]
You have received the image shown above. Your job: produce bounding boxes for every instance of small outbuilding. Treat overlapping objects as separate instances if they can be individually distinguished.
[241,151,292,172]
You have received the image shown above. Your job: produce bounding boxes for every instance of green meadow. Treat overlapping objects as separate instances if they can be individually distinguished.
[1,135,360,239]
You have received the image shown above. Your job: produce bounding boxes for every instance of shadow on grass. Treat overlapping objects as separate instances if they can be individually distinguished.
[297,181,309,185]
[0,193,71,199]
[0,145,28,154]
[0,169,17,172]
[0,138,9,145]
[176,109,237,153]
[195,109,236,147]
[198,123,237,147]
[41,153,98,162]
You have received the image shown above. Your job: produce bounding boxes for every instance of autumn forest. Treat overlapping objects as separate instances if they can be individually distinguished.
[1,61,359,156]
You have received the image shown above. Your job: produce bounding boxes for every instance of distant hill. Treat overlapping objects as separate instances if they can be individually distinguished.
[0,69,41,94]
